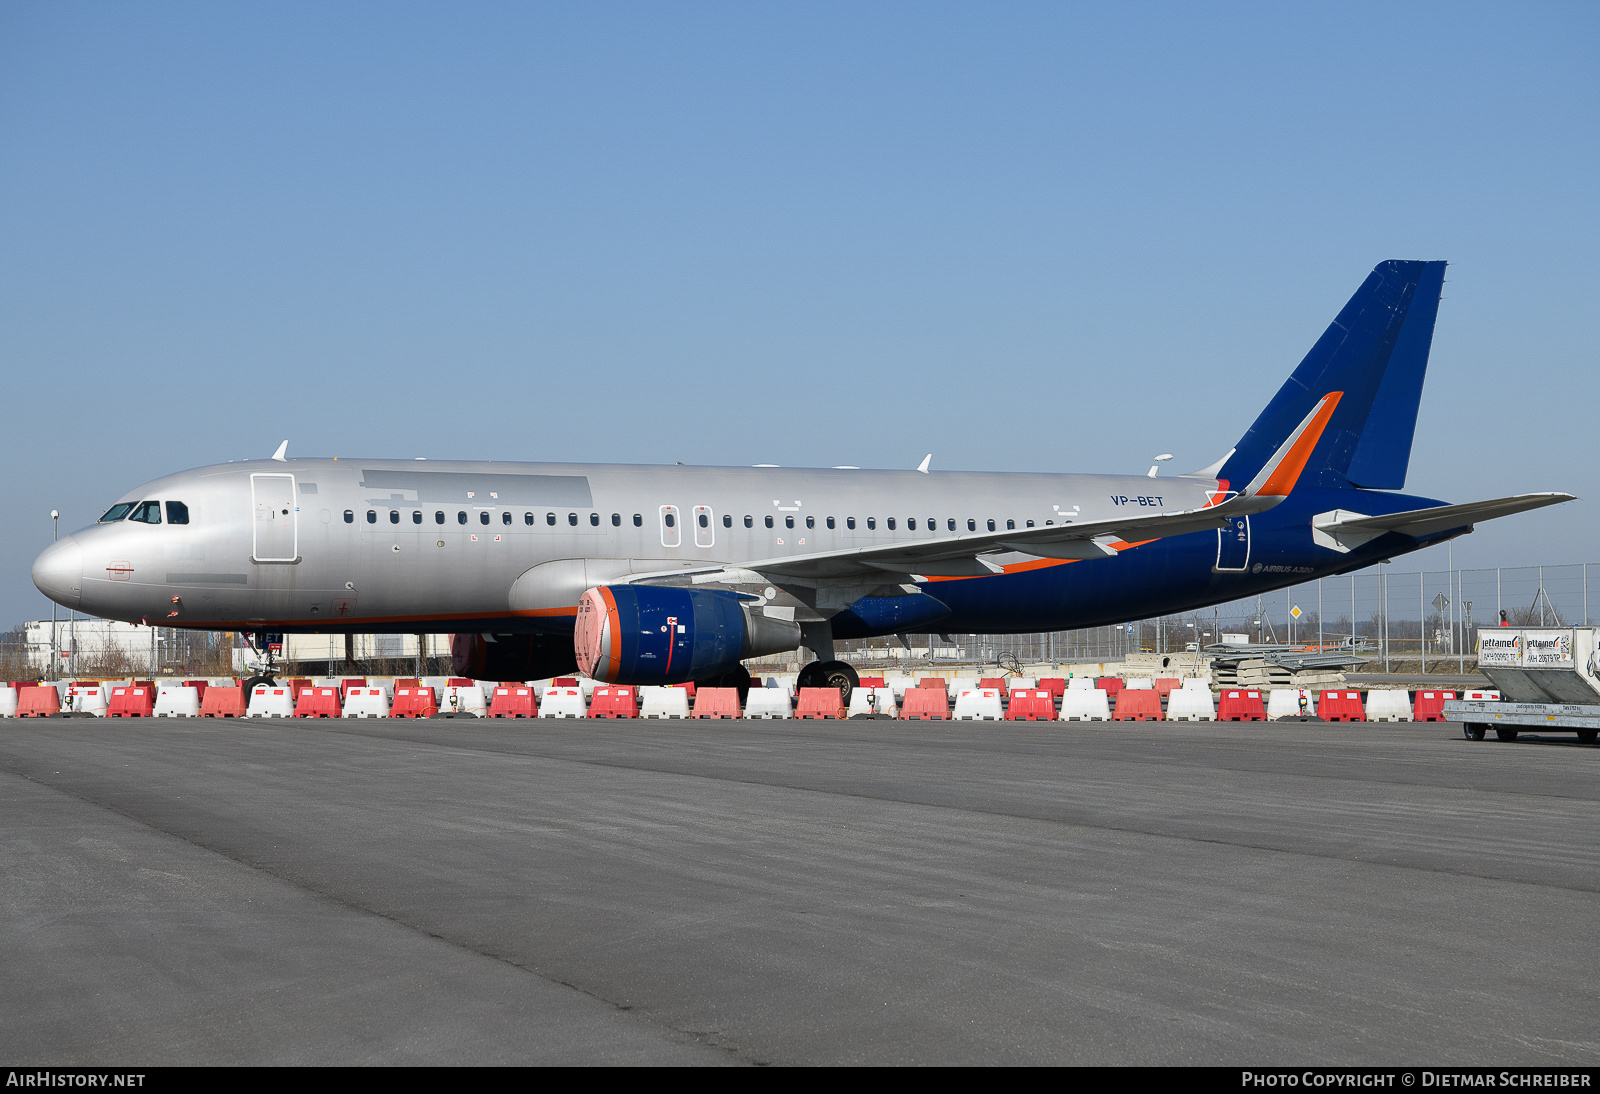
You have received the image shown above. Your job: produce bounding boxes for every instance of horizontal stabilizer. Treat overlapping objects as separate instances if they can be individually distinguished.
[1312,493,1575,553]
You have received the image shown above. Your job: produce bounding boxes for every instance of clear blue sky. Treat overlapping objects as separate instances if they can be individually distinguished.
[2,1,1595,627]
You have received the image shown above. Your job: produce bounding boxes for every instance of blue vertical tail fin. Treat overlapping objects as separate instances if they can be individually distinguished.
[1216,260,1446,493]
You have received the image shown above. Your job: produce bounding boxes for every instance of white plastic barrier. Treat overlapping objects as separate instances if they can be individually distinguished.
[1125,677,1154,690]
[846,687,898,718]
[421,676,453,695]
[953,687,1005,721]
[342,688,391,718]
[1463,690,1500,701]
[153,686,201,718]
[886,677,919,699]
[1008,678,1038,693]
[948,676,978,698]
[246,684,296,718]
[1165,688,1216,721]
[67,685,108,716]
[538,687,587,719]
[1365,690,1413,722]
[1060,689,1111,721]
[437,685,488,717]
[743,688,792,719]
[1181,677,1210,691]
[577,678,600,700]
[638,687,691,719]
[1068,678,1096,691]
[0,687,16,717]
[1266,689,1318,719]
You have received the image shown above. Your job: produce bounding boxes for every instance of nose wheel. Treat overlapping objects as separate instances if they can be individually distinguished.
[796,660,859,705]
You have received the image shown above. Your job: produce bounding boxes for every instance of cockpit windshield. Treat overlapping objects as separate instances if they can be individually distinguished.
[127,501,162,524]
[98,503,135,523]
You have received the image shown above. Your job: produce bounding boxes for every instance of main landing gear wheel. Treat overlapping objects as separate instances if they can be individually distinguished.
[797,660,859,705]
[1495,727,1520,742]
[1462,723,1487,741]
[697,664,753,707]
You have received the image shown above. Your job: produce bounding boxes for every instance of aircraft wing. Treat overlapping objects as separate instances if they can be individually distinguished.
[1312,492,1575,553]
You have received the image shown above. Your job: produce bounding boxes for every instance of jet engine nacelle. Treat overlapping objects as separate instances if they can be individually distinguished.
[575,585,802,685]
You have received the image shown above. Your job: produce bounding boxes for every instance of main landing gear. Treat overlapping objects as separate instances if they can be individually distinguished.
[797,659,860,705]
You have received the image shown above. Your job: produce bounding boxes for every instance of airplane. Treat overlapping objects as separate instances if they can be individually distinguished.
[31,260,1574,699]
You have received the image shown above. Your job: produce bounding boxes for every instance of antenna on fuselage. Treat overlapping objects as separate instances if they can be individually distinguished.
[916,454,932,474]
[270,440,289,463]
[1147,453,1173,478]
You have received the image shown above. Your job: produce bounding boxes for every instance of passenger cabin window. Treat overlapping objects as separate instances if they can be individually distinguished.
[764,516,773,529]
[165,501,189,525]
[99,503,136,523]
[698,513,709,528]
[948,519,956,531]
[785,516,794,529]
[663,512,675,528]
[526,513,535,525]
[1006,519,1015,530]
[480,512,490,525]
[568,512,578,527]
[633,514,643,527]
[744,515,753,528]
[613,513,622,527]
[987,519,996,531]
[436,512,445,524]
[1026,520,1035,528]
[458,511,467,525]
[722,514,731,528]
[344,510,354,523]
[590,513,600,527]
[367,510,377,523]
[887,518,896,530]
[390,510,399,524]
[967,519,975,531]
[503,512,512,525]
[129,501,161,524]
[806,516,814,529]
[826,517,835,529]
[907,518,916,531]
[413,511,423,524]
[867,518,876,530]
[547,513,556,526]
[847,517,856,530]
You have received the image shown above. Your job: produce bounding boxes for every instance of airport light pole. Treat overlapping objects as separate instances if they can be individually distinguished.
[49,510,58,681]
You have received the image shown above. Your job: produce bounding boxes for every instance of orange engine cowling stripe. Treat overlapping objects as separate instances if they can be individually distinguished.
[599,585,622,682]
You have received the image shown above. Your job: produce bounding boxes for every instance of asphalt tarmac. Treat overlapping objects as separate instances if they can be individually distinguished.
[2,716,1597,1066]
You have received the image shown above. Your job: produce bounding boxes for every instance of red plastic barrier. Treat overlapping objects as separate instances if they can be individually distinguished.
[1216,689,1266,722]
[17,686,61,717]
[671,682,697,699]
[1154,678,1182,698]
[1036,678,1066,699]
[858,676,886,689]
[1113,689,1164,721]
[796,687,845,719]
[200,685,246,718]
[979,677,1009,696]
[1319,690,1366,722]
[900,687,950,720]
[283,678,312,702]
[1096,677,1125,698]
[339,678,367,697]
[1005,690,1056,721]
[918,677,948,693]
[394,677,420,689]
[553,677,579,687]
[391,686,438,718]
[488,686,538,718]
[294,686,342,718]
[692,687,742,719]
[107,685,154,718]
[447,677,474,687]
[182,679,209,701]
[1412,690,1456,723]
[588,686,638,719]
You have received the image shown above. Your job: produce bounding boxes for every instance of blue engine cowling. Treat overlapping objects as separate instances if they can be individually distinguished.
[575,584,803,685]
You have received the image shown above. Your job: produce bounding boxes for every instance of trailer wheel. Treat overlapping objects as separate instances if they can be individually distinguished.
[1495,727,1519,742]
[1578,728,1598,745]
[1462,723,1486,741]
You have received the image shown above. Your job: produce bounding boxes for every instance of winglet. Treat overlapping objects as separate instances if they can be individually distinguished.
[270,440,288,463]
[916,454,931,474]
[1243,393,1341,499]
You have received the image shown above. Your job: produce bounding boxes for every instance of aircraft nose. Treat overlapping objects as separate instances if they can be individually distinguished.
[33,536,83,611]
